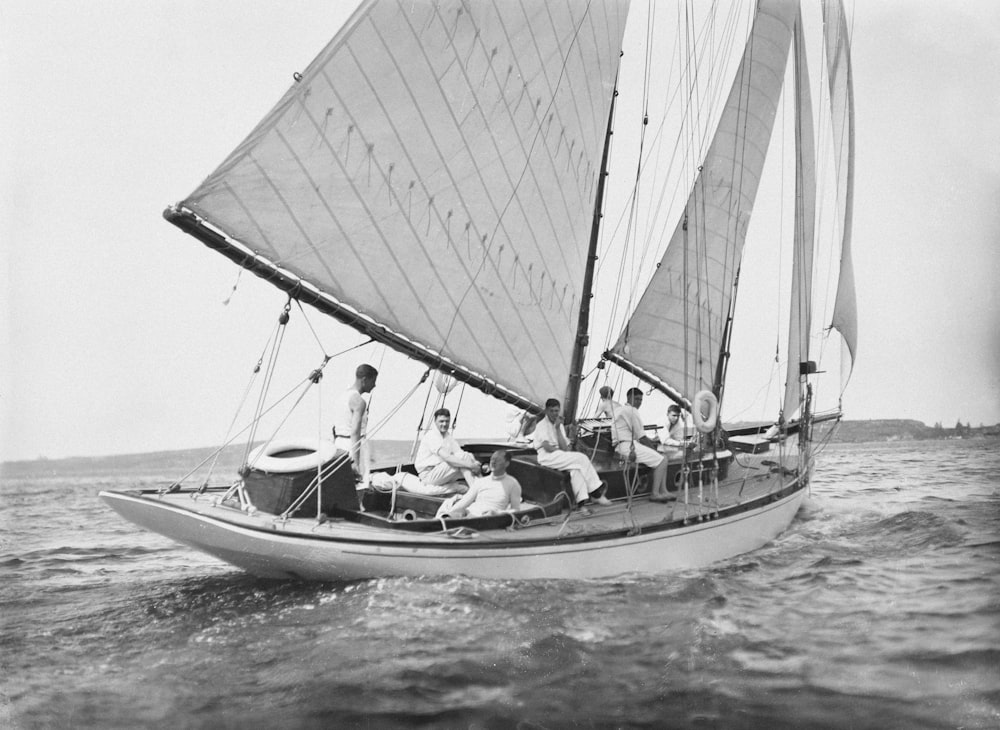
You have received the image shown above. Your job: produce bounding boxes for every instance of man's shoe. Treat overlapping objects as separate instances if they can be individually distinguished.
[593,495,612,506]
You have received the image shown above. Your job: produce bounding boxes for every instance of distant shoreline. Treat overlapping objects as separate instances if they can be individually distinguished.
[3,419,998,469]
[824,418,1000,443]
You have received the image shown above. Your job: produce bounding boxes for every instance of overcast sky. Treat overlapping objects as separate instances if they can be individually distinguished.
[3,1,999,462]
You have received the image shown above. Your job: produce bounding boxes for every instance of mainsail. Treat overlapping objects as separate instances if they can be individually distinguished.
[782,4,817,420]
[605,0,797,405]
[823,0,857,385]
[169,0,629,410]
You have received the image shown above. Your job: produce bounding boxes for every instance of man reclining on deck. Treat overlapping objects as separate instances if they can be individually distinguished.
[435,450,523,518]
[415,408,482,493]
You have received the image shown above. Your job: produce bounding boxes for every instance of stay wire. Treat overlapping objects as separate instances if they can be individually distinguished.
[411,368,436,461]
[202,316,281,484]
[243,302,292,465]
[250,360,332,473]
[163,363,330,493]
[295,299,329,357]
[171,333,374,492]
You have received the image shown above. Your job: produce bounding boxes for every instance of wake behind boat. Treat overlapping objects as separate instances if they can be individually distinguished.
[102,0,857,581]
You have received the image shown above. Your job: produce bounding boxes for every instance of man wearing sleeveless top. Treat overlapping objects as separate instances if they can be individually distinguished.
[595,385,623,419]
[333,364,378,479]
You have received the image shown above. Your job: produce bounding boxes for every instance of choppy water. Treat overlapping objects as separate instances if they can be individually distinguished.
[2,438,998,729]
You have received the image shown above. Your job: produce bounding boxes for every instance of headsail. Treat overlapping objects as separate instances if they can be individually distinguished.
[823,0,857,385]
[606,0,797,405]
[170,0,629,410]
[782,4,817,420]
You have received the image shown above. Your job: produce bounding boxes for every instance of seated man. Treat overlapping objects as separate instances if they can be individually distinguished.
[436,449,522,518]
[658,404,691,455]
[415,408,482,492]
[614,388,671,502]
[533,398,610,507]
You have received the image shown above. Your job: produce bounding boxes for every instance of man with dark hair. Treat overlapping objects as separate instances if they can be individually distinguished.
[415,407,481,491]
[661,404,690,450]
[333,363,378,479]
[532,398,610,508]
[613,388,671,501]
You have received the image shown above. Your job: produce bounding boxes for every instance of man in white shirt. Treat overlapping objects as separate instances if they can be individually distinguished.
[613,388,671,502]
[415,408,482,492]
[436,449,523,518]
[333,363,378,480]
[660,405,690,452]
[533,398,610,508]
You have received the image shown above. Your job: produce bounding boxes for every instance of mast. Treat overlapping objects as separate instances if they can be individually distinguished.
[712,265,741,406]
[562,84,618,424]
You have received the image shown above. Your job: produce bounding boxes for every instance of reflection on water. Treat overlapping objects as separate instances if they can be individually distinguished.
[2,439,998,728]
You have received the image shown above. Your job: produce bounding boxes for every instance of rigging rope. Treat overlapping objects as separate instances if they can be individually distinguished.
[242,300,292,466]
[411,368,436,461]
[294,299,329,358]
[596,2,745,376]
[282,368,431,519]
[164,315,374,493]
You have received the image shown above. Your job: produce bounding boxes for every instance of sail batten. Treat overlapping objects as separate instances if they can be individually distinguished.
[180,0,630,409]
[280,78,539,381]
[608,0,797,403]
[377,10,578,280]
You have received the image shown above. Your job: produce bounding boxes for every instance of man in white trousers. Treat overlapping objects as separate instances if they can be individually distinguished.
[532,398,610,508]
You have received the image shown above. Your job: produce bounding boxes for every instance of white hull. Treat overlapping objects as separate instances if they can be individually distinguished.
[100,481,807,581]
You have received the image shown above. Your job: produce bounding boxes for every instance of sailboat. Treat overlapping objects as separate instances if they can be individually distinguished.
[101,0,857,581]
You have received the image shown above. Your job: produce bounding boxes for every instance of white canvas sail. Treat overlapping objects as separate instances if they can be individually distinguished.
[607,0,797,404]
[177,0,629,409]
[782,5,817,420]
[823,0,857,384]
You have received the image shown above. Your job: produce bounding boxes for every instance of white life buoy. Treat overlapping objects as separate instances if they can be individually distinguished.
[248,438,339,474]
[692,390,719,434]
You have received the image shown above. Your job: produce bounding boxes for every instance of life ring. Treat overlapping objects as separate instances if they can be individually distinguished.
[692,390,719,434]
[248,438,339,474]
